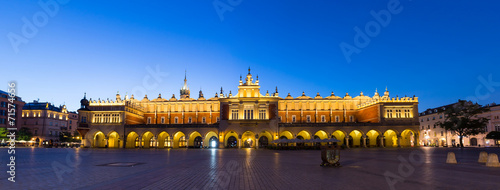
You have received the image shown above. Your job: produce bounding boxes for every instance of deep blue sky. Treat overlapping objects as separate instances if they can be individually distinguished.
[1,0,499,111]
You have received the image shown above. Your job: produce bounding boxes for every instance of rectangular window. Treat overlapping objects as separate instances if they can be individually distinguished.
[306,115,311,123]
[232,110,239,120]
[216,117,220,122]
[161,117,165,124]
[433,124,436,128]
[244,109,254,120]
[427,125,430,129]
[259,109,266,119]
[147,117,151,124]
[34,130,37,135]
[174,117,178,124]
[441,131,443,136]
[188,117,192,124]
[202,117,206,123]
[321,115,326,122]
[335,116,339,122]
[292,115,296,123]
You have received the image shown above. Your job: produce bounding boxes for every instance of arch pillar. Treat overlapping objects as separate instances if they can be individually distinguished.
[104,137,109,148]
[345,136,350,148]
[362,135,367,148]
[397,135,401,148]
[255,134,259,149]
[138,137,142,148]
[380,135,385,148]
[238,134,242,149]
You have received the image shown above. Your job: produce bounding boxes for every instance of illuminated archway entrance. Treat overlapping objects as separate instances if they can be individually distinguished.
[188,131,203,148]
[348,130,363,148]
[297,130,311,147]
[173,132,186,148]
[332,130,346,146]
[225,131,239,148]
[108,131,120,148]
[126,131,139,148]
[279,131,294,146]
[384,130,398,147]
[142,131,155,148]
[93,131,105,148]
[401,129,416,147]
[241,131,256,148]
[366,130,381,147]
[209,136,218,148]
[157,132,171,148]
[204,131,218,148]
[258,131,273,148]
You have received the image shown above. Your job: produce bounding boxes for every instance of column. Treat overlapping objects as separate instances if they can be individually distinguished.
[362,135,367,148]
[255,134,259,149]
[104,137,109,148]
[345,137,350,148]
[186,138,189,149]
[238,138,241,149]
[138,137,142,148]
[380,136,385,148]
[397,135,401,148]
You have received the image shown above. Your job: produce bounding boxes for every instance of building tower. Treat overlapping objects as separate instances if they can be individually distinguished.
[180,71,190,99]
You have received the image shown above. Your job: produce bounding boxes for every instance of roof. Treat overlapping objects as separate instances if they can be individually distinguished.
[23,101,63,112]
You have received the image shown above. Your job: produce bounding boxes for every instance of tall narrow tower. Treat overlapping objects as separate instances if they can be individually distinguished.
[180,71,190,99]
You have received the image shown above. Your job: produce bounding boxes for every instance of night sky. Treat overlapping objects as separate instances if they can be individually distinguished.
[1,0,499,111]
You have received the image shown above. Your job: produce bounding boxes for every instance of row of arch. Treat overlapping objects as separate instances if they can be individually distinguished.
[91,129,418,148]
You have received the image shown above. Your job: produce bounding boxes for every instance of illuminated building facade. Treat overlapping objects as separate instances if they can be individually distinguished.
[22,101,70,144]
[78,69,420,148]
[419,102,500,147]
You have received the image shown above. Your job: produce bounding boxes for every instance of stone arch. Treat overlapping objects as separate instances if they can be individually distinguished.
[93,131,106,148]
[225,131,239,148]
[142,131,155,148]
[348,130,363,148]
[125,131,140,148]
[173,131,187,148]
[332,130,346,146]
[107,131,120,148]
[297,130,311,146]
[401,129,417,147]
[188,131,203,148]
[241,131,256,148]
[204,131,219,148]
[157,131,171,148]
[383,129,399,147]
[314,130,329,139]
[366,130,381,147]
[258,130,273,148]
[279,130,294,139]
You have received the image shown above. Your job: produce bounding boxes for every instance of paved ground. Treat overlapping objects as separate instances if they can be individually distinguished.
[1,147,500,190]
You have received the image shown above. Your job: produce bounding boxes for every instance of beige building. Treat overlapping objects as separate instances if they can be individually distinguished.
[22,101,70,145]
[419,102,500,147]
[78,69,420,149]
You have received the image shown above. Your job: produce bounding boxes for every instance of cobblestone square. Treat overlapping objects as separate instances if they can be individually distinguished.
[1,147,500,190]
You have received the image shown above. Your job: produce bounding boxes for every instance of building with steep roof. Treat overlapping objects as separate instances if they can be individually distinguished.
[78,69,420,149]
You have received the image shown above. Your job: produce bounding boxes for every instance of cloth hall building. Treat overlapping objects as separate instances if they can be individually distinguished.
[77,69,420,149]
